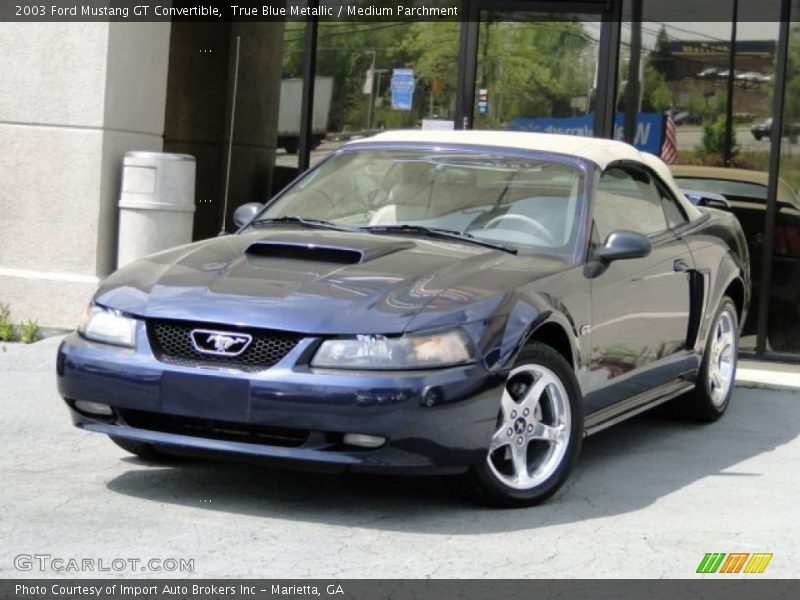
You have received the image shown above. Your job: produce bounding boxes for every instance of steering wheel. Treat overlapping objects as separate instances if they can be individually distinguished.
[484,213,557,246]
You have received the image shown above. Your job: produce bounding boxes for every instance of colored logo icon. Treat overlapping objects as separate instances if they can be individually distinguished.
[697,552,773,574]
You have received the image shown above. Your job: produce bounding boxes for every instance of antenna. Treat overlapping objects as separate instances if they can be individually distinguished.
[220,35,241,235]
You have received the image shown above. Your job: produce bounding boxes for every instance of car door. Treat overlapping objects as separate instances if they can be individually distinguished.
[584,165,695,413]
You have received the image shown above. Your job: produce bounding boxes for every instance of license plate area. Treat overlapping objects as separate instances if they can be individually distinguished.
[159,371,250,421]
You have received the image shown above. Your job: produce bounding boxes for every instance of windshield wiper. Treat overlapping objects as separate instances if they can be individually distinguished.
[250,216,354,232]
[360,224,517,255]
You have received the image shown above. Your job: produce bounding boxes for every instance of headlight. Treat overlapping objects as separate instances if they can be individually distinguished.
[78,305,137,348]
[311,330,475,369]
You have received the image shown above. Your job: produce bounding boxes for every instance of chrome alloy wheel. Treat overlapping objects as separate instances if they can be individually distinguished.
[708,309,736,407]
[487,364,571,490]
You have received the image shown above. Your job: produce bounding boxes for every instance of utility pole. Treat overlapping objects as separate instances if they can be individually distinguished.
[724,0,739,167]
[623,0,643,144]
[365,50,376,130]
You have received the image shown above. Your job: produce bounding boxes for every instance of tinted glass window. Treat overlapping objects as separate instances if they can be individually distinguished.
[659,185,688,229]
[595,167,668,240]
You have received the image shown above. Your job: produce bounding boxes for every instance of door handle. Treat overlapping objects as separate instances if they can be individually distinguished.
[673,258,690,272]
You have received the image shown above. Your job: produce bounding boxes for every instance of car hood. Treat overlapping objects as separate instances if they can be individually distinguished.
[96,229,571,335]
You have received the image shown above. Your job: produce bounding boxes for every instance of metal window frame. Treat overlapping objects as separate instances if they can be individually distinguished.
[455,0,618,132]
[753,0,792,360]
[298,1,319,172]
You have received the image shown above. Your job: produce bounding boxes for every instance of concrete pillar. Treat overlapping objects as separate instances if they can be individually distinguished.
[162,22,232,241]
[163,22,284,239]
[0,23,171,328]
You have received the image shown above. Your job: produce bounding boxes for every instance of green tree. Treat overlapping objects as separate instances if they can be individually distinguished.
[642,65,672,112]
[474,20,591,128]
[696,117,739,160]
[282,22,417,132]
[402,22,460,119]
[782,25,800,122]
[649,25,676,81]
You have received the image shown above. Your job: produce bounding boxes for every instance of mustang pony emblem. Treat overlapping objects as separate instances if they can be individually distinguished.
[190,329,253,356]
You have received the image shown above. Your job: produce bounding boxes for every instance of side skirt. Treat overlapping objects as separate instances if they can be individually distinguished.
[583,380,696,436]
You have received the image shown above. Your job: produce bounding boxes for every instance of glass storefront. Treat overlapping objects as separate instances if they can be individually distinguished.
[767,14,800,355]
[194,0,796,361]
[304,21,460,166]
[472,14,601,131]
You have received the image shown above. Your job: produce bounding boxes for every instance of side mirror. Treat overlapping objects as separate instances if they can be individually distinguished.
[233,202,264,228]
[595,230,652,262]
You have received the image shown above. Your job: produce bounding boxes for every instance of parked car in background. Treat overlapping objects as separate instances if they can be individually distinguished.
[672,165,800,352]
[57,131,749,507]
[672,111,703,126]
[750,117,800,143]
[696,67,720,79]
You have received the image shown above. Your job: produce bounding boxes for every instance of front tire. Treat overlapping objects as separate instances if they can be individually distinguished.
[460,343,583,508]
[675,296,739,422]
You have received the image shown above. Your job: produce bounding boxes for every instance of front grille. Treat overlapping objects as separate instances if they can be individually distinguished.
[147,319,302,371]
[117,409,309,448]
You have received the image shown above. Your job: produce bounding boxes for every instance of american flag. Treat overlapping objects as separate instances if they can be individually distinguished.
[661,112,677,164]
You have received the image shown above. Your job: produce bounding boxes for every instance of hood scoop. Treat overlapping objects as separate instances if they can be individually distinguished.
[245,239,415,264]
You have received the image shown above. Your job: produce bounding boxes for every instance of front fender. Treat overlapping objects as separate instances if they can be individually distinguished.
[485,293,582,374]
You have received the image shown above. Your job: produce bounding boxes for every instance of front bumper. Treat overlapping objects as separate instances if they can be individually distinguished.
[56,332,505,474]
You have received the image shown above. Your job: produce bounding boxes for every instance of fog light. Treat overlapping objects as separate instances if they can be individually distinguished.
[421,385,443,407]
[343,433,385,448]
[74,400,113,416]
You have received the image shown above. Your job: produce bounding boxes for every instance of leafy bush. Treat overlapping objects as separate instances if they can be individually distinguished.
[695,118,739,161]
[0,304,14,342]
[20,319,39,344]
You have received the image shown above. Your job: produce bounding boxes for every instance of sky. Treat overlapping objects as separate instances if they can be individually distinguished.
[581,21,781,49]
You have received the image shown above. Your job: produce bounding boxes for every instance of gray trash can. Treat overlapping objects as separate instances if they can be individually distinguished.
[117,152,196,269]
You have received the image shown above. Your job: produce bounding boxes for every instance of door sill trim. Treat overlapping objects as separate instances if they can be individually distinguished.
[584,380,695,436]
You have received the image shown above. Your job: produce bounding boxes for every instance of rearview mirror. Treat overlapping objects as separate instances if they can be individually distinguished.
[233,202,264,228]
[595,230,651,262]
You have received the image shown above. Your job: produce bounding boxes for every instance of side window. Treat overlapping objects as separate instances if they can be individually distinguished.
[658,183,689,229]
[595,167,668,241]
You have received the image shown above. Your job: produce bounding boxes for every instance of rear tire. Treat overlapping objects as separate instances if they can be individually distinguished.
[109,436,177,463]
[460,343,583,508]
[674,296,738,422]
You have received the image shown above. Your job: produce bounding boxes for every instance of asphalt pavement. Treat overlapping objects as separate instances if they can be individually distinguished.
[1,336,798,578]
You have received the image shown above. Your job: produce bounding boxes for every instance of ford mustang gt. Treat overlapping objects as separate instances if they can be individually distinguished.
[57,131,749,506]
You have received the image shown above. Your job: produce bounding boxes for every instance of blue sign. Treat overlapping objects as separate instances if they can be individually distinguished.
[391,69,415,111]
[510,113,665,155]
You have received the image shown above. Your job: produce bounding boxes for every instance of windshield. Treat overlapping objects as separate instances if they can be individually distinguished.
[250,149,586,255]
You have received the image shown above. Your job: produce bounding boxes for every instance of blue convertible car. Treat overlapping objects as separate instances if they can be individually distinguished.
[57,131,749,506]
